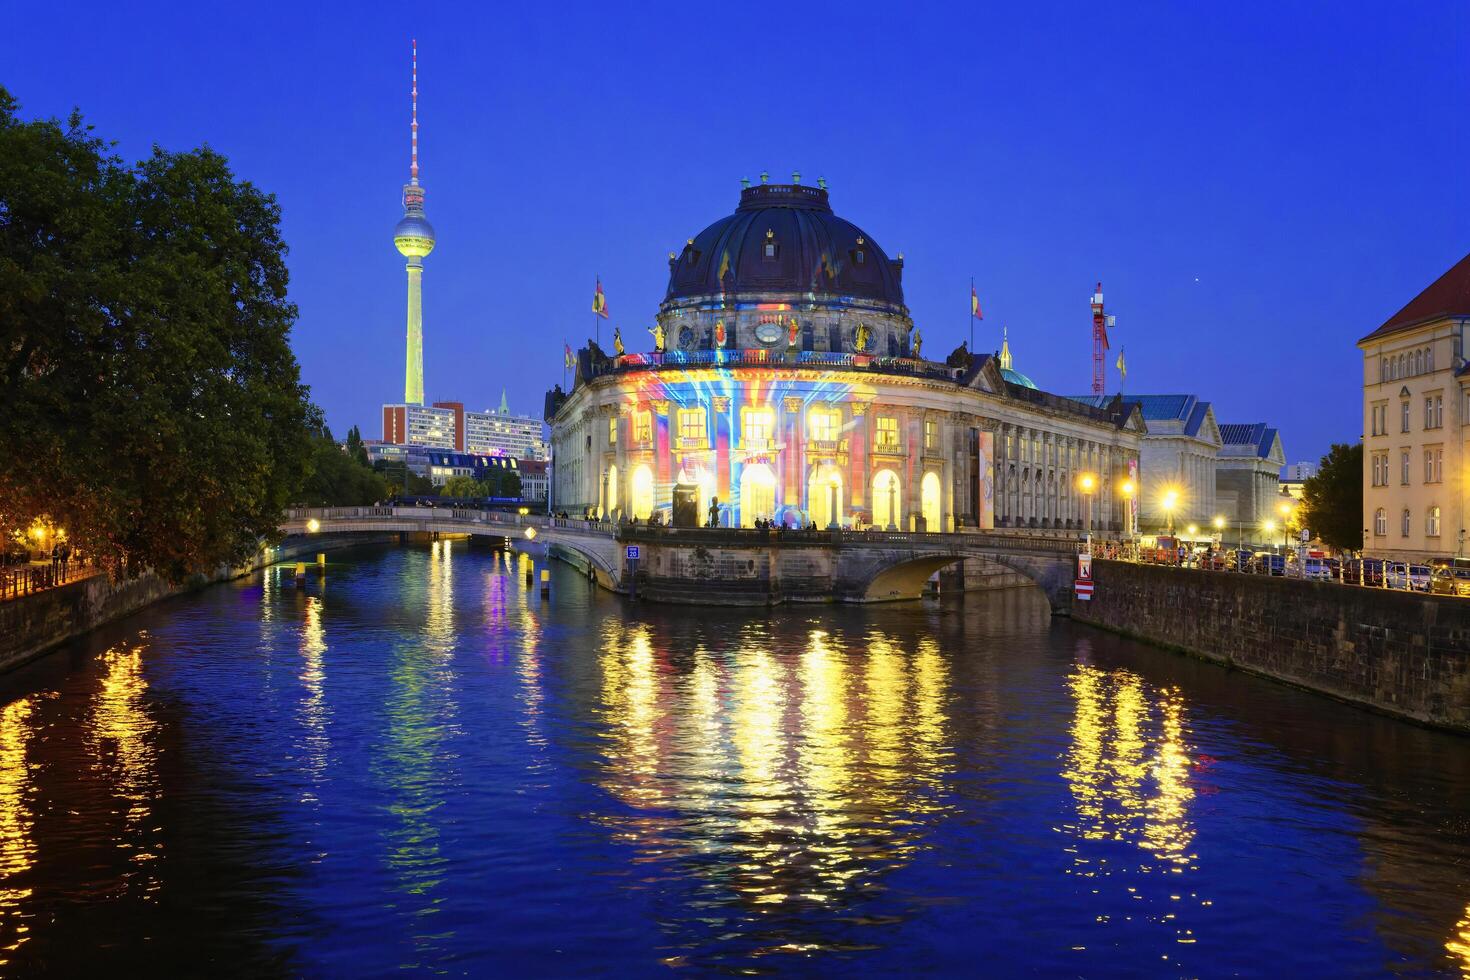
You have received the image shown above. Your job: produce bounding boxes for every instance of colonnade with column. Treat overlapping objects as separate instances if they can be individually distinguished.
[991,421,1137,533]
[575,390,957,530]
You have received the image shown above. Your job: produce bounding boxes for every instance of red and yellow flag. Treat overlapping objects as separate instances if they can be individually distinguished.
[971,283,983,319]
[592,278,609,319]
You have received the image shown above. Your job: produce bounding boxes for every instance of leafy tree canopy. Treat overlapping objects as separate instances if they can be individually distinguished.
[0,87,316,580]
[1300,443,1364,553]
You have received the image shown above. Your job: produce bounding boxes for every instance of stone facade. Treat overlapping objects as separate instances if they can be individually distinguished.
[1074,559,1470,732]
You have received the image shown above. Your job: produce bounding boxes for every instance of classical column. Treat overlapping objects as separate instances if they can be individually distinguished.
[784,396,804,514]
[850,400,870,514]
[712,395,732,523]
[651,399,671,511]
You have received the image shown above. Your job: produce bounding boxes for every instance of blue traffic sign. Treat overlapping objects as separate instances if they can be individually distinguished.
[626,545,640,561]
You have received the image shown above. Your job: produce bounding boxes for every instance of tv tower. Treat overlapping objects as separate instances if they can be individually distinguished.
[393,40,435,406]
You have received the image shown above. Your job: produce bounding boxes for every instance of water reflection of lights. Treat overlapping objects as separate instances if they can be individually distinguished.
[593,622,953,952]
[0,697,37,965]
[90,642,162,893]
[1061,666,1196,866]
[1448,903,1470,975]
[298,596,330,803]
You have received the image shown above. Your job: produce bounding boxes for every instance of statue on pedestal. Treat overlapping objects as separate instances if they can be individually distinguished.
[613,326,624,356]
[648,322,666,352]
[912,329,923,359]
[854,322,870,353]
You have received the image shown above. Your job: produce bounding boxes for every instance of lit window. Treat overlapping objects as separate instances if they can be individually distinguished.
[925,418,938,450]
[876,416,900,451]
[678,407,707,446]
[1374,508,1387,536]
[808,409,839,443]
[1428,506,1442,536]
[608,416,617,445]
[742,407,774,449]
[635,412,651,444]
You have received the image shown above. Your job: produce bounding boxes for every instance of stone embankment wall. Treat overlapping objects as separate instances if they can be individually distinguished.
[0,533,388,673]
[1074,559,1470,732]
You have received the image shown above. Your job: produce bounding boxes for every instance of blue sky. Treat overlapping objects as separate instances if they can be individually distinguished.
[9,1,1467,465]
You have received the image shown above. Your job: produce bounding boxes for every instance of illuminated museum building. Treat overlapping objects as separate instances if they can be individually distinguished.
[547,179,1145,530]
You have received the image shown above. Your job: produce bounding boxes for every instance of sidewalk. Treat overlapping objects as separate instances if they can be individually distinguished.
[0,562,102,602]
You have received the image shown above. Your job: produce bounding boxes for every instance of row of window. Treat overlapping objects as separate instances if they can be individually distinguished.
[1372,506,1442,537]
[607,406,939,452]
[1370,448,1444,486]
[1379,347,1435,383]
[1368,394,1444,436]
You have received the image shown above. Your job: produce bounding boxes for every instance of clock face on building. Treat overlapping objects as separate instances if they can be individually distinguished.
[678,325,696,350]
[754,321,782,345]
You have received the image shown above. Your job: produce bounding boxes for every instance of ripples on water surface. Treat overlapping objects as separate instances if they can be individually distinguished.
[0,541,1467,976]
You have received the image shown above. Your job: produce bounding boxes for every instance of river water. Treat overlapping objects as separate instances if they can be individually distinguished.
[0,541,1467,976]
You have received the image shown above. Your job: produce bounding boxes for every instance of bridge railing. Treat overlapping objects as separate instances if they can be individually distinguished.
[614,524,1085,554]
[549,517,619,535]
[283,506,550,530]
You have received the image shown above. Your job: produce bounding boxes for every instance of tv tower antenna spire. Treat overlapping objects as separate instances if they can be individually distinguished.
[410,38,420,184]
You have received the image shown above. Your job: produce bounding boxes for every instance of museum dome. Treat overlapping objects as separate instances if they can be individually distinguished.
[662,180,906,314]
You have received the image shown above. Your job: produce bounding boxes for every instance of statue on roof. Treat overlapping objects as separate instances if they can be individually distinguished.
[912,329,922,359]
[648,322,666,352]
[854,322,870,353]
[945,340,973,369]
[613,326,624,356]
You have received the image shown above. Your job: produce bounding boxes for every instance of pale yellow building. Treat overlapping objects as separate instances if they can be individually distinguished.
[1359,251,1470,559]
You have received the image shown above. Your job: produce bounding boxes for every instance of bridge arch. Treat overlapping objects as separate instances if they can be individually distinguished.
[852,548,1076,615]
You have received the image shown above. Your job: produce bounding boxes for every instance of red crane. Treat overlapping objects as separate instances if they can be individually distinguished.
[1090,282,1116,395]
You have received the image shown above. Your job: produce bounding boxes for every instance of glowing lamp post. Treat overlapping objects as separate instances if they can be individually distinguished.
[839,478,850,531]
[1263,519,1277,554]
[1162,489,1179,536]
[1213,515,1225,552]
[1079,473,1097,553]
[1120,479,1136,555]
[306,518,321,534]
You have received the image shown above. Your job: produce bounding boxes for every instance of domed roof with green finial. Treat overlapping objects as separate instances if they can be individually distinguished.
[998,326,1036,388]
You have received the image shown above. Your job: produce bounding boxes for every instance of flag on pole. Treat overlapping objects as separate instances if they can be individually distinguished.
[564,343,574,369]
[1116,347,1127,380]
[592,278,609,319]
[971,284,982,319]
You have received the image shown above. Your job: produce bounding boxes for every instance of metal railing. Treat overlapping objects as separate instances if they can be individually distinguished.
[1,562,96,602]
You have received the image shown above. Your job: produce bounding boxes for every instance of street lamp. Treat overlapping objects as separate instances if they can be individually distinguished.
[306,518,320,534]
[1213,515,1225,554]
[1277,500,1293,554]
[834,477,845,531]
[1079,472,1097,551]
[1162,489,1179,536]
[1264,518,1277,554]
[1120,479,1136,555]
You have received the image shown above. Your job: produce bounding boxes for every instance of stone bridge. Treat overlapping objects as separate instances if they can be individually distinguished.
[281,508,1084,613]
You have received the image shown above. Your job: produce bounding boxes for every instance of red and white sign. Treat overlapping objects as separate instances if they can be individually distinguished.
[1075,553,1094,600]
[1075,580,1094,600]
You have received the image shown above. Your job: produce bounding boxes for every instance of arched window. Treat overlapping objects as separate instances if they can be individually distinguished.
[872,469,901,529]
[630,464,655,520]
[1427,347,1434,372]
[1399,354,1406,377]
[1380,358,1388,383]
[1402,508,1411,536]
[921,471,942,532]
[1427,506,1442,537]
[1374,508,1387,536]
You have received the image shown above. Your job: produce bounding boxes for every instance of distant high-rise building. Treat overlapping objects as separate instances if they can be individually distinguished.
[465,390,549,460]
[1285,461,1317,481]
[382,403,456,450]
[393,40,434,407]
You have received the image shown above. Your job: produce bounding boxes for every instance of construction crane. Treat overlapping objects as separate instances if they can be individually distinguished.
[1090,282,1117,395]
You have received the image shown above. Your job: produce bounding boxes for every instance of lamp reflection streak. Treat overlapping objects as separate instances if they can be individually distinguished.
[89,642,162,895]
[0,697,37,965]
[592,623,952,961]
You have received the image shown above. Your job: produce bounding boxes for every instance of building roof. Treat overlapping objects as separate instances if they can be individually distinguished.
[1066,393,1218,442]
[1218,422,1282,461]
[1359,251,1470,344]
[661,182,906,313]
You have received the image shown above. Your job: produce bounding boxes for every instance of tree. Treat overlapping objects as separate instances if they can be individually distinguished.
[344,425,369,467]
[479,468,522,498]
[373,459,434,497]
[441,474,481,499]
[0,88,316,580]
[294,420,387,507]
[1300,443,1364,553]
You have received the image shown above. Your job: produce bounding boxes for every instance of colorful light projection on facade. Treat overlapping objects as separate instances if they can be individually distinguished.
[599,364,990,530]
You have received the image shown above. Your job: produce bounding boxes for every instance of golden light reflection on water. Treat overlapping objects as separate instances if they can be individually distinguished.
[89,642,161,895]
[593,621,953,943]
[0,697,37,965]
[298,596,329,803]
[1061,665,1196,866]
[1448,902,1470,976]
